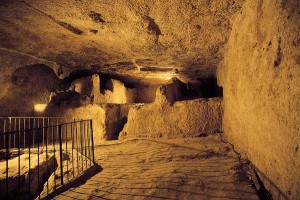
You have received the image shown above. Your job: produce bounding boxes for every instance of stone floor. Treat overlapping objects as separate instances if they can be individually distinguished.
[54,135,259,200]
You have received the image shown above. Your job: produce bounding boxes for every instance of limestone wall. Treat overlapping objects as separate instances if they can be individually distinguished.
[47,103,133,144]
[48,104,106,144]
[119,98,222,139]
[217,0,300,198]
[134,85,158,103]
[71,75,136,104]
[102,104,132,140]
[97,79,136,104]
[0,63,62,116]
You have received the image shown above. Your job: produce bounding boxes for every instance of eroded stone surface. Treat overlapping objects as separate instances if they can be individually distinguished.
[0,0,245,81]
[120,98,222,139]
[218,0,300,198]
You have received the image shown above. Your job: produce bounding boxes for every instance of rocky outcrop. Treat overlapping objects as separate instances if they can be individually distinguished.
[70,75,136,104]
[119,98,222,139]
[154,77,185,105]
[0,154,57,199]
[47,103,133,143]
[97,79,136,104]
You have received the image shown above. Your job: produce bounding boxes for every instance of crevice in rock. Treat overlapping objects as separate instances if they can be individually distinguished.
[56,21,84,35]
[21,1,83,35]
[219,132,273,200]
[90,29,98,34]
[145,16,161,36]
[139,66,173,72]
[88,11,106,23]
[274,36,283,67]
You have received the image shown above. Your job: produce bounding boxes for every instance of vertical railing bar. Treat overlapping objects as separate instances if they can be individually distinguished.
[86,120,89,166]
[33,118,35,148]
[65,122,68,181]
[14,118,16,149]
[90,120,95,163]
[9,117,11,150]
[18,119,21,199]
[43,118,45,149]
[5,132,9,197]
[75,120,79,175]
[71,121,75,178]
[88,120,92,166]
[84,121,87,169]
[56,119,59,143]
[23,118,26,148]
[52,121,56,190]
[3,118,6,151]
[46,118,49,195]
[59,125,64,186]
[28,129,31,199]
[37,127,40,200]
[80,120,84,172]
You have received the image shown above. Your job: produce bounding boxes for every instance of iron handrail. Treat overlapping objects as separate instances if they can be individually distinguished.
[0,118,95,200]
[0,119,91,135]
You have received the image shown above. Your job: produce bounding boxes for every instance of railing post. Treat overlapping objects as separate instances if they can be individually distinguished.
[90,120,95,163]
[5,132,9,197]
[18,120,21,199]
[80,120,84,172]
[37,128,40,200]
[58,124,64,186]
[28,129,31,199]
[9,117,11,150]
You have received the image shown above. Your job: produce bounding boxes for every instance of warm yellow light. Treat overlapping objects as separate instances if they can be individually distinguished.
[34,104,47,113]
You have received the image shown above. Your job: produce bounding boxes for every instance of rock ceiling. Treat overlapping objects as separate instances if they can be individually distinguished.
[0,0,244,82]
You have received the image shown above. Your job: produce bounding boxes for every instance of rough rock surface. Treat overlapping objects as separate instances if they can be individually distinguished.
[47,103,133,143]
[155,77,185,105]
[0,64,61,116]
[217,0,300,199]
[120,98,222,139]
[0,0,244,81]
[135,84,158,103]
[71,75,95,97]
[48,104,106,143]
[97,79,136,104]
[70,74,141,104]
[0,153,57,199]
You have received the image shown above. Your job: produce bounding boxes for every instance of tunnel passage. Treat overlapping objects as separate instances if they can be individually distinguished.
[182,77,223,100]
[1,0,298,198]
[61,69,223,104]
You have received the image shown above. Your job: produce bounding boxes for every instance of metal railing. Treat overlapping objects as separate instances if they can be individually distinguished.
[0,117,95,200]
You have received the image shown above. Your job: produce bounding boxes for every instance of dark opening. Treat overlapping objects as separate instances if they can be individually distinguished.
[199,77,223,98]
[182,77,223,99]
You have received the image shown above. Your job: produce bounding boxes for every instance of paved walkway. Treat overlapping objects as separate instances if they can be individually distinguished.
[54,135,259,200]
